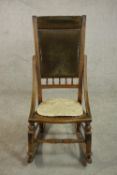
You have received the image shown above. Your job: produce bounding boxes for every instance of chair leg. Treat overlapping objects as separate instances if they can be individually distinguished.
[76,123,87,166]
[85,122,92,163]
[27,122,35,163]
[39,123,45,133]
[76,123,81,132]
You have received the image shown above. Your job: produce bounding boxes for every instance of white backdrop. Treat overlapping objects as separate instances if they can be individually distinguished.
[0,0,117,175]
[0,0,117,93]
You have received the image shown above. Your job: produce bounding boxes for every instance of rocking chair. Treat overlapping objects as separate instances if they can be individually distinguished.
[28,15,92,165]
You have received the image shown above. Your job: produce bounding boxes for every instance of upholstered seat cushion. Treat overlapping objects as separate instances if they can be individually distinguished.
[36,98,83,117]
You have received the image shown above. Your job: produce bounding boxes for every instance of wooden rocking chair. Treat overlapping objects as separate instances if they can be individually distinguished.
[28,15,92,165]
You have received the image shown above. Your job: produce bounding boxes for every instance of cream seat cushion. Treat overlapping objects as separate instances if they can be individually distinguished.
[37,98,83,117]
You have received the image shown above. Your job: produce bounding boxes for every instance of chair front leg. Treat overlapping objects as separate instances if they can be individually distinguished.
[76,123,81,132]
[39,123,45,133]
[28,122,35,163]
[85,122,92,163]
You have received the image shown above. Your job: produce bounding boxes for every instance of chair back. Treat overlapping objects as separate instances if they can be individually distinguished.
[33,16,86,102]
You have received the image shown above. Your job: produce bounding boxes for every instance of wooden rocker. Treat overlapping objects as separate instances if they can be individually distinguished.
[27,15,92,165]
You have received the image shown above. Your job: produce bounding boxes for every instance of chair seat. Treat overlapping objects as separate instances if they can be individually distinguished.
[36,98,83,117]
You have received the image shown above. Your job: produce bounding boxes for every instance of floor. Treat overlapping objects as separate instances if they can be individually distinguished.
[0,90,117,175]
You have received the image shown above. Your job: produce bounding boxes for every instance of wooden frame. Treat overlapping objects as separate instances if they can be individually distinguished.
[27,16,92,165]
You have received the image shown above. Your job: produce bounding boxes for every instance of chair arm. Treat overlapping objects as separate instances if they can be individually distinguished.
[29,55,38,119]
[83,55,92,118]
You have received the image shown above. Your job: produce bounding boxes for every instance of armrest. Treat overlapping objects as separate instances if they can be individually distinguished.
[29,55,38,119]
[83,55,92,118]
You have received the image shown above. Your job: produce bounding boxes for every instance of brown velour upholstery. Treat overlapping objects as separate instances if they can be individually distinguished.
[39,29,80,77]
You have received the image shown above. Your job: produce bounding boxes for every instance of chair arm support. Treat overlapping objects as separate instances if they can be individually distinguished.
[83,55,92,118]
[29,55,38,119]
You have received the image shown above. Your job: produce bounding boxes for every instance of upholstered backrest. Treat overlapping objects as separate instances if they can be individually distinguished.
[39,29,80,77]
[33,16,85,78]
